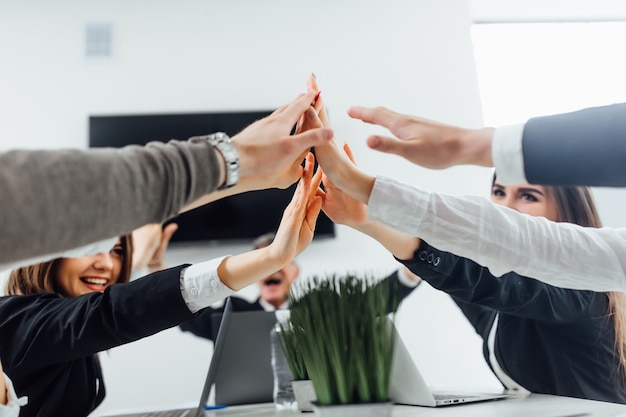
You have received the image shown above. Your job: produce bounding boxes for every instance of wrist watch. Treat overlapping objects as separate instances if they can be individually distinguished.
[192,132,240,190]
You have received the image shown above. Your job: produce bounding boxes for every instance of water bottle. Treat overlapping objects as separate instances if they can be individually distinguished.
[270,325,296,409]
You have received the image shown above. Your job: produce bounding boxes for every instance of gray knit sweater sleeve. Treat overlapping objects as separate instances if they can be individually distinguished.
[0,139,220,265]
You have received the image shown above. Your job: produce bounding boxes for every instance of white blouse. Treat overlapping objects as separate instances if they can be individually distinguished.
[367,175,626,292]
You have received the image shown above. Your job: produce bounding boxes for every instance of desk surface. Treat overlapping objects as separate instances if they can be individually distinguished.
[204,394,626,417]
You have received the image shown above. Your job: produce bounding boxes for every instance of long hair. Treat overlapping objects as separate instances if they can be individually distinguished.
[6,235,134,297]
[494,174,626,380]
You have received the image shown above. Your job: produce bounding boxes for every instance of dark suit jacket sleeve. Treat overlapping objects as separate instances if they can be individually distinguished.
[0,265,194,370]
[179,304,225,341]
[397,241,596,323]
[523,102,626,186]
[179,296,262,342]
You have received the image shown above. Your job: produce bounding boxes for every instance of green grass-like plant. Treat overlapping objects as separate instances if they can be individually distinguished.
[281,273,399,406]
[276,321,309,381]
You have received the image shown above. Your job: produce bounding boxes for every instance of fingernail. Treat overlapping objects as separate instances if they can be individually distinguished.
[312,72,317,79]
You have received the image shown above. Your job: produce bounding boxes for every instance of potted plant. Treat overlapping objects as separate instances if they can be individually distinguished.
[282,274,399,417]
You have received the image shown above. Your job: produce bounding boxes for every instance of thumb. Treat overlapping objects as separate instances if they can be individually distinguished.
[292,127,333,148]
[366,135,406,156]
[162,223,178,243]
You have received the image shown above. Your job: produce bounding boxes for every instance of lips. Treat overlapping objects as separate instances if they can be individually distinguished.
[263,278,282,287]
[80,277,109,292]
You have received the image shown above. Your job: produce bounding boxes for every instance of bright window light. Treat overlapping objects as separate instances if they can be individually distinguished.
[471,22,626,126]
[471,21,626,227]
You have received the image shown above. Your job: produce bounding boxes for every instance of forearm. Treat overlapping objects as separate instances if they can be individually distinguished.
[353,221,421,261]
[218,247,285,291]
[368,175,626,292]
[0,140,221,265]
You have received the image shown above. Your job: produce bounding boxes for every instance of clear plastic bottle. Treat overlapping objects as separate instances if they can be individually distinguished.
[270,326,296,409]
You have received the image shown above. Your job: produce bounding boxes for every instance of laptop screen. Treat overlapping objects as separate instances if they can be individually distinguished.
[196,299,277,412]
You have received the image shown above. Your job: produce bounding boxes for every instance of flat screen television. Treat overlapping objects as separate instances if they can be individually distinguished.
[89,111,335,243]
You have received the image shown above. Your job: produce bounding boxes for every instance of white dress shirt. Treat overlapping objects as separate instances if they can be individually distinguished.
[367,175,626,292]
[179,256,235,313]
[0,373,27,417]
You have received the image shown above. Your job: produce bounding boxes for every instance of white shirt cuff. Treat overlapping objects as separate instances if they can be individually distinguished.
[180,256,235,313]
[2,372,27,416]
[492,124,526,185]
[396,267,420,288]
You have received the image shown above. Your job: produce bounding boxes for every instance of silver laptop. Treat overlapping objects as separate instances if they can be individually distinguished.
[389,319,511,407]
[103,297,275,417]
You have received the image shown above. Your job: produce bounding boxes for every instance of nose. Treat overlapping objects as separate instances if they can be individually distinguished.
[92,252,114,270]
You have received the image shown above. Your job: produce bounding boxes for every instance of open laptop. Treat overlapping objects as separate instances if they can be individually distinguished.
[389,319,511,407]
[103,298,276,417]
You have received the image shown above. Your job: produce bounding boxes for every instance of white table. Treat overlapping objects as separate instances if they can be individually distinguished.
[202,395,626,417]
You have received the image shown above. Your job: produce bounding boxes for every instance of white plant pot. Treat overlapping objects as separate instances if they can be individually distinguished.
[312,401,393,417]
[292,380,317,412]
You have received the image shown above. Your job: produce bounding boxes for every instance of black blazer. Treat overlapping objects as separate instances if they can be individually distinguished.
[522,102,626,186]
[179,269,419,342]
[0,265,194,417]
[399,241,626,404]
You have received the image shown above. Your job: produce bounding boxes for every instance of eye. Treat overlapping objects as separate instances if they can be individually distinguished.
[521,193,539,202]
[110,246,125,257]
[491,188,504,197]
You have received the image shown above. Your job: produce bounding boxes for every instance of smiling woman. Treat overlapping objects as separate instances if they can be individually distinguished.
[0,152,324,417]
[6,236,133,297]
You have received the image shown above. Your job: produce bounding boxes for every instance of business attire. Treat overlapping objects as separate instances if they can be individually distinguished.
[0,257,237,417]
[492,102,626,186]
[367,175,626,292]
[180,269,420,342]
[399,241,626,404]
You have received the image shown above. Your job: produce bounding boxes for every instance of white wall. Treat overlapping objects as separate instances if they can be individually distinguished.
[0,1,501,414]
[470,0,626,22]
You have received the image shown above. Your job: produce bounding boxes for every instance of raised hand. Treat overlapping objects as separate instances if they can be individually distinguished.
[216,153,323,291]
[320,143,368,228]
[348,106,494,169]
[131,223,178,273]
[231,91,333,190]
[270,152,324,262]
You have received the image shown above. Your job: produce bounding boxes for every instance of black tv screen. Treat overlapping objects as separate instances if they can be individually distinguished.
[89,111,335,243]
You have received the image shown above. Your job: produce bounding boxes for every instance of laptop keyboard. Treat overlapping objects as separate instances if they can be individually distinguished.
[433,394,480,400]
[108,408,195,417]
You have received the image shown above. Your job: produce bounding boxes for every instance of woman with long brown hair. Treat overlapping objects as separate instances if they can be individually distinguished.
[319,141,626,403]
[0,153,323,417]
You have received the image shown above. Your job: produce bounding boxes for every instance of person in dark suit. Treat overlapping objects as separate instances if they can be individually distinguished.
[179,232,420,342]
[319,162,626,404]
[345,103,626,187]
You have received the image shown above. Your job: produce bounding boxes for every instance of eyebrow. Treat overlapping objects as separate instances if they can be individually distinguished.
[493,183,545,196]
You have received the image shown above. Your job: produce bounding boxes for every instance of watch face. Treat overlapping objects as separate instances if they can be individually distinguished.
[208,133,239,189]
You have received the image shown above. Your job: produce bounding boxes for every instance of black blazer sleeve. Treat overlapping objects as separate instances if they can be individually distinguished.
[397,241,596,323]
[0,265,194,370]
[523,102,626,186]
[179,296,263,341]
[371,269,420,314]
